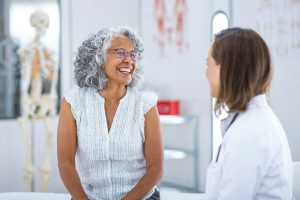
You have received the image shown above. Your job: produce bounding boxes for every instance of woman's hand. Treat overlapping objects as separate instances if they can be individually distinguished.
[122,106,164,199]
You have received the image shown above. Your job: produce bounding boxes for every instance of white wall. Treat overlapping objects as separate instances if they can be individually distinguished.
[231,0,300,161]
[139,0,212,192]
[71,0,140,52]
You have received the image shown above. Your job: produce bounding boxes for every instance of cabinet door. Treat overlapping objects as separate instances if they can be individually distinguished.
[0,118,67,192]
[0,120,27,192]
[33,118,67,193]
[160,116,200,192]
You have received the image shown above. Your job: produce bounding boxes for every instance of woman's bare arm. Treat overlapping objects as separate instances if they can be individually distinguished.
[57,98,89,200]
[122,106,164,200]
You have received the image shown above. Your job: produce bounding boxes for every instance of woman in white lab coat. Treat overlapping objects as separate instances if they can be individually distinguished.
[205,27,293,200]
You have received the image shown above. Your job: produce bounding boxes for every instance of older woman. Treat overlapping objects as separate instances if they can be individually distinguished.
[57,27,163,200]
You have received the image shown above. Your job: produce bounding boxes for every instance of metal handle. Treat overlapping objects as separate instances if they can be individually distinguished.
[0,39,8,65]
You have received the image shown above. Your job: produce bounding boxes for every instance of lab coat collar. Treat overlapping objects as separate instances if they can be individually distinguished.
[220,112,238,137]
[247,93,268,109]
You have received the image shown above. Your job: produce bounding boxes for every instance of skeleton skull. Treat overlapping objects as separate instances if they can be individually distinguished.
[30,10,49,37]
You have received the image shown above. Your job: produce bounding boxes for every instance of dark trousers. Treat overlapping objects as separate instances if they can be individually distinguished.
[146,188,160,200]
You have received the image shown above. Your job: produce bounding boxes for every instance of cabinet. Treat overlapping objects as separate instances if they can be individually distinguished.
[159,115,199,192]
[0,118,66,193]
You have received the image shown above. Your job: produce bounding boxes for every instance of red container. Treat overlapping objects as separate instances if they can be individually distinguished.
[157,100,180,115]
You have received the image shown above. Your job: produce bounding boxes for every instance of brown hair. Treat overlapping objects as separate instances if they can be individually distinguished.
[212,27,272,114]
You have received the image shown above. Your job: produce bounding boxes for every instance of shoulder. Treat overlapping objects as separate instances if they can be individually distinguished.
[139,90,158,101]
[18,45,35,58]
[224,106,285,149]
[63,86,96,121]
[64,86,95,103]
[237,105,280,132]
[139,91,158,104]
[65,86,82,98]
[131,90,158,114]
[142,91,158,114]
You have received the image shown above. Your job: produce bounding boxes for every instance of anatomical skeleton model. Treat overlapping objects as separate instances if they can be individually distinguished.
[17,10,58,192]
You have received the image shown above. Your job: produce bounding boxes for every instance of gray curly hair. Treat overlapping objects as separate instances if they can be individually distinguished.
[74,26,144,91]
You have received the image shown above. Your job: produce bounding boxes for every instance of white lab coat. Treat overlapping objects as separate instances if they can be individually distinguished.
[206,94,293,200]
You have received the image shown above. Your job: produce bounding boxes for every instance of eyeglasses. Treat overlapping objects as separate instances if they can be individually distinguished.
[108,48,141,61]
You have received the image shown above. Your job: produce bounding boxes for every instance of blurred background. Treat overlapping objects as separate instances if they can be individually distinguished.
[0,0,299,194]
